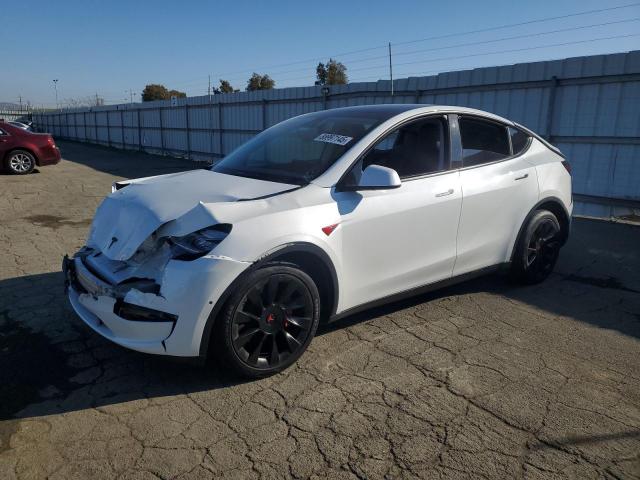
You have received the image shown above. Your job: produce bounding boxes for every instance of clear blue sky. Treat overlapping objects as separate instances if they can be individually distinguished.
[2,0,639,107]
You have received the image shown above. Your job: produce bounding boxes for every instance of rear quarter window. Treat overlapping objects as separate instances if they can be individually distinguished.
[509,127,531,156]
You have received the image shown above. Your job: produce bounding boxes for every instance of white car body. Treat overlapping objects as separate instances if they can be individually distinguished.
[64,105,572,362]
[8,121,32,131]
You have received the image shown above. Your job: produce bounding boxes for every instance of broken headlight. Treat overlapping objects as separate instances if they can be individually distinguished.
[168,224,232,261]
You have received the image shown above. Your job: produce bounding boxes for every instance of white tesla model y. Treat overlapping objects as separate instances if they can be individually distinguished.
[63,105,572,377]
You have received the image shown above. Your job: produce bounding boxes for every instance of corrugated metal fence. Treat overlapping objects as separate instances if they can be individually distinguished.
[0,110,31,122]
[33,50,640,218]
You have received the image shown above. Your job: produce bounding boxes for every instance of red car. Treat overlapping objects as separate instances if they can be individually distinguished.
[0,121,61,174]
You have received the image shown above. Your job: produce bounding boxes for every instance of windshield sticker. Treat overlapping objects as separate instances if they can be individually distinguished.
[314,133,353,146]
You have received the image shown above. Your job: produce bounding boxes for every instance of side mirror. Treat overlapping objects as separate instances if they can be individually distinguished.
[351,164,401,190]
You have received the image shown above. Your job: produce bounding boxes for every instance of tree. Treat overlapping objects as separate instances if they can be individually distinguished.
[246,73,275,91]
[219,79,234,93]
[326,59,348,85]
[142,84,186,101]
[168,89,186,98]
[316,62,327,85]
[142,84,169,102]
[61,95,104,108]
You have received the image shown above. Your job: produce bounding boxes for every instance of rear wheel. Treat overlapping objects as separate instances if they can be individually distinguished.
[6,150,36,175]
[214,264,320,377]
[511,210,562,284]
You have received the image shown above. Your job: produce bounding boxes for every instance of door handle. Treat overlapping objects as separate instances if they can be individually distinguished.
[514,173,529,181]
[435,189,454,197]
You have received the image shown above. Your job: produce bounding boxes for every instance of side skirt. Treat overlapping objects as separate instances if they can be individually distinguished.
[328,263,509,323]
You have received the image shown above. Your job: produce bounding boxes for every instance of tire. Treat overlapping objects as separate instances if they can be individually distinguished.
[6,150,36,175]
[213,263,320,378]
[511,209,562,284]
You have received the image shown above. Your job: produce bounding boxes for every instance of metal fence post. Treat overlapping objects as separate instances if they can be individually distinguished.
[137,109,142,151]
[106,110,111,147]
[262,99,267,131]
[209,99,215,160]
[545,76,558,141]
[185,103,191,160]
[94,111,98,144]
[120,108,125,147]
[217,103,223,157]
[159,107,165,155]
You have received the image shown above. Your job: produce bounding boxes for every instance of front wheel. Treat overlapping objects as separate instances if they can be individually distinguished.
[6,150,36,175]
[214,264,320,378]
[511,210,562,284]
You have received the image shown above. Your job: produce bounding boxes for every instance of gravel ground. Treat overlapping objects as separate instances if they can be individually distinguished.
[1,141,639,479]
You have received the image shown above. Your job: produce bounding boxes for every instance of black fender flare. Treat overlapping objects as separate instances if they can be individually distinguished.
[510,196,571,263]
[198,242,339,358]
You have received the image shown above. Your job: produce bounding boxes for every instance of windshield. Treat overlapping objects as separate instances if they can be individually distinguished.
[213,109,392,185]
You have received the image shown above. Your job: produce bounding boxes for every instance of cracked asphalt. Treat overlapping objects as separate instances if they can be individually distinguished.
[1,141,639,479]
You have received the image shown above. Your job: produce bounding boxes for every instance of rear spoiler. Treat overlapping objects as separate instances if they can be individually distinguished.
[514,122,565,159]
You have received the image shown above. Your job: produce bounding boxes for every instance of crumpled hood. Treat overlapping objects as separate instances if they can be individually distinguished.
[87,169,297,261]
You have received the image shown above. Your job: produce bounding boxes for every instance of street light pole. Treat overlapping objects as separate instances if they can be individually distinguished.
[53,79,59,109]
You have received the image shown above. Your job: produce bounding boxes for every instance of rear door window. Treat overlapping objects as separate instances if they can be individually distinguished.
[459,117,510,167]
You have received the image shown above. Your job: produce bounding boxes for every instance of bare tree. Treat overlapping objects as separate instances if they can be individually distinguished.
[62,95,105,108]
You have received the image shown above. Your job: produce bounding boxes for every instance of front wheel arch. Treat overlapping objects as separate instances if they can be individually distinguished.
[198,242,338,358]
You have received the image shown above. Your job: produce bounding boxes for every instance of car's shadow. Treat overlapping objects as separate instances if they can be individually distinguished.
[0,168,40,176]
[2,239,639,426]
[1,211,639,450]
[0,270,504,423]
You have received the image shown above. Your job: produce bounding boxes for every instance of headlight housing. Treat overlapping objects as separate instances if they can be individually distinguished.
[168,224,232,260]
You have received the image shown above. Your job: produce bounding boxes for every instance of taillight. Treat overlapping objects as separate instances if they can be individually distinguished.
[47,136,55,146]
[561,160,571,175]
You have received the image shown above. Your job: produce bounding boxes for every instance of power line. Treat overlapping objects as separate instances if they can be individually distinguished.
[390,33,640,71]
[272,32,640,85]
[48,2,640,101]
[212,17,640,84]
[170,1,640,86]
[337,18,640,66]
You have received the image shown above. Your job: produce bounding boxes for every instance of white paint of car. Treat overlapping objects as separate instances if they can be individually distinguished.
[8,121,32,130]
[65,105,572,358]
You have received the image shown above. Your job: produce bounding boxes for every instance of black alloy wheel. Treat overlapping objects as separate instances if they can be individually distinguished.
[511,209,562,284]
[526,217,560,277]
[215,264,320,377]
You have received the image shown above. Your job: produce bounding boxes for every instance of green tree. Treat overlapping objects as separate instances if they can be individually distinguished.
[326,59,348,85]
[141,85,186,101]
[246,73,275,91]
[316,62,327,85]
[219,79,234,93]
[141,84,169,102]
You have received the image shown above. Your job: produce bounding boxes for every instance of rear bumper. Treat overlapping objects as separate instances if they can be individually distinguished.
[38,146,61,166]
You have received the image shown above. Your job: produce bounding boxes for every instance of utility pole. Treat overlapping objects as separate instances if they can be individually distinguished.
[95,92,99,107]
[388,42,394,97]
[53,79,59,109]
[208,75,212,100]
[125,89,136,104]
[18,95,22,110]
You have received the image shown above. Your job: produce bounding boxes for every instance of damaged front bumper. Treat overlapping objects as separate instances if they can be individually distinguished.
[62,248,250,357]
